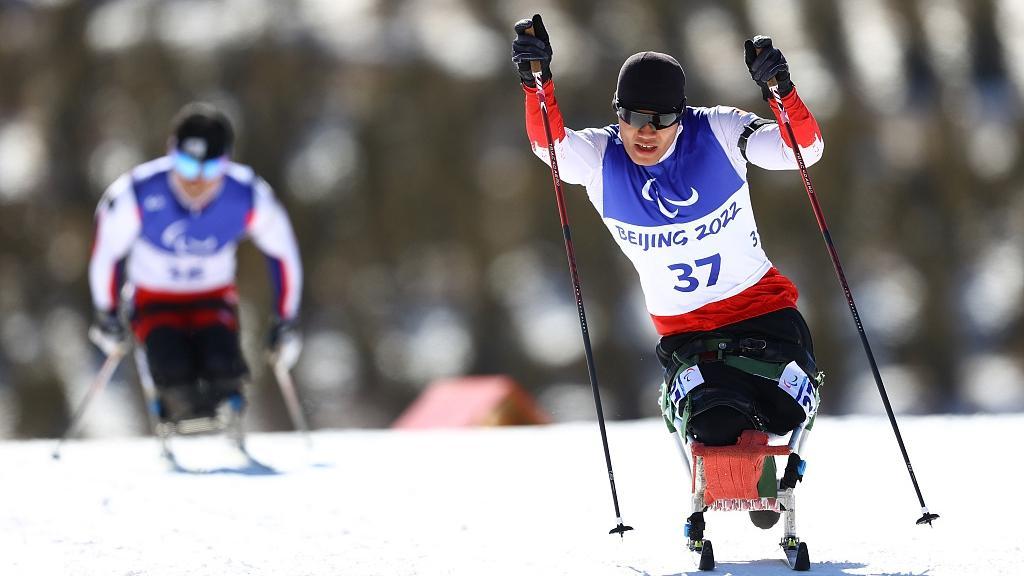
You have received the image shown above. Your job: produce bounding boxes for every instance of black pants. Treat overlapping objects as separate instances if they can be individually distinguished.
[135,299,249,418]
[657,308,816,445]
[144,324,249,392]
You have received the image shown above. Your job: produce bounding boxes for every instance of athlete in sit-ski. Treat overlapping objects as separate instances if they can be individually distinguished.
[88,103,303,425]
[513,16,824,527]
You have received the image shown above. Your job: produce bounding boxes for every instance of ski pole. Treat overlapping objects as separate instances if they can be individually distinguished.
[269,358,312,448]
[761,54,939,526]
[52,347,128,459]
[525,25,633,538]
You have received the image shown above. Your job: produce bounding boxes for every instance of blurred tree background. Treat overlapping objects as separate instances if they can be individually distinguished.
[2,0,1023,439]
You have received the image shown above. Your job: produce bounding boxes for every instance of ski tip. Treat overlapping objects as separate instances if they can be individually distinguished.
[916,512,940,526]
[609,524,634,538]
[794,541,810,571]
[698,540,715,571]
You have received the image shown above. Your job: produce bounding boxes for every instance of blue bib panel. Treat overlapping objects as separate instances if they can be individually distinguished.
[601,108,744,226]
[133,170,255,255]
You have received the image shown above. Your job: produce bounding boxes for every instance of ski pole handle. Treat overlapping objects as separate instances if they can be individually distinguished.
[753,46,779,88]
[524,26,544,80]
[754,46,789,121]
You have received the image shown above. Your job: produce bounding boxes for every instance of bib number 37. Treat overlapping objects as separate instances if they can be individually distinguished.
[668,253,721,293]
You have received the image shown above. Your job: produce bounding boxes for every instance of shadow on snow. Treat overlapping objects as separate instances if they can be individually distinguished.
[624,560,931,576]
[165,450,281,476]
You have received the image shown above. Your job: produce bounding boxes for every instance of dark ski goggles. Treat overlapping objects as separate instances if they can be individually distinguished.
[615,105,682,130]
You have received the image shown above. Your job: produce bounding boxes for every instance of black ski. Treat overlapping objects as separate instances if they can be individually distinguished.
[781,536,810,571]
[694,539,715,571]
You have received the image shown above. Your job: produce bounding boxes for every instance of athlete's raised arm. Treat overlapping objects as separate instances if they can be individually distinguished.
[512,14,610,188]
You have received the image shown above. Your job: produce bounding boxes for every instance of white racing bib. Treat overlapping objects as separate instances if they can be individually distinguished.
[604,186,770,317]
[590,110,774,318]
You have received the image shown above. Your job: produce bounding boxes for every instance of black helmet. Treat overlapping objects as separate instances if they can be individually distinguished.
[612,51,687,113]
[170,102,234,161]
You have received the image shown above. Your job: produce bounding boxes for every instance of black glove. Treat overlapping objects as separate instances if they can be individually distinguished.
[88,310,128,356]
[512,14,552,87]
[267,317,302,370]
[743,35,793,101]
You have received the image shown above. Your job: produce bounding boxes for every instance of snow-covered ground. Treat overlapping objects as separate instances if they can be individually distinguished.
[2,415,1020,576]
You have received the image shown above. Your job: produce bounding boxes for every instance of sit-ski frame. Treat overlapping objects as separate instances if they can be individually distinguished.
[673,421,812,571]
[134,347,247,461]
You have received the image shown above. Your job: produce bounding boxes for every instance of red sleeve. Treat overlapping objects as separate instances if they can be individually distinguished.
[766,87,821,149]
[523,80,566,147]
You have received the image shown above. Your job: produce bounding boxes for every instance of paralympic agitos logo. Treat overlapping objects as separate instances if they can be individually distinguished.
[160,220,218,255]
[642,177,699,218]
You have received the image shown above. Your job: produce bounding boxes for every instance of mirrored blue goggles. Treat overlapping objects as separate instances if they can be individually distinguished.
[615,106,681,130]
[172,151,227,180]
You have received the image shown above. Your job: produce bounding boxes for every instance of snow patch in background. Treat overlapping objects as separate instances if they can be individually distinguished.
[0,117,46,203]
[155,0,271,53]
[489,247,586,368]
[746,0,839,118]
[681,6,747,98]
[878,115,928,171]
[848,364,924,414]
[996,0,1024,91]
[298,0,388,63]
[88,140,145,195]
[961,354,1024,412]
[921,0,971,91]
[85,0,152,53]
[408,0,504,80]
[964,239,1024,334]
[286,124,359,203]
[297,331,360,397]
[0,387,15,437]
[537,382,600,422]
[966,119,1018,181]
[856,254,925,345]
[593,1,667,60]
[1,312,42,365]
[838,0,908,114]
[376,307,474,387]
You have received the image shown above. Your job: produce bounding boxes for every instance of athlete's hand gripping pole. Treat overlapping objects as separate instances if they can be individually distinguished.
[52,346,129,460]
[525,20,633,538]
[754,40,939,527]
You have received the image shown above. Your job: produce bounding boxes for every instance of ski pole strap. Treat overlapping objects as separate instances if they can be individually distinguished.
[738,118,776,161]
